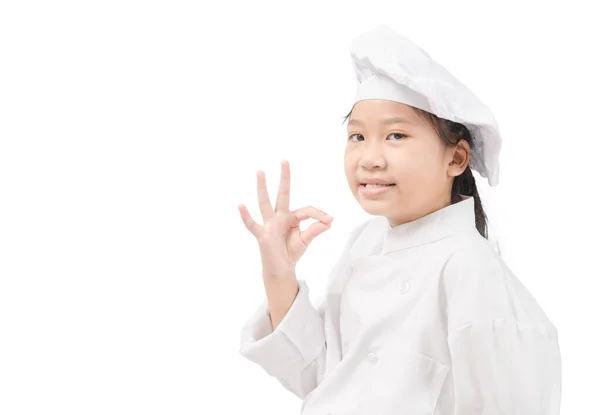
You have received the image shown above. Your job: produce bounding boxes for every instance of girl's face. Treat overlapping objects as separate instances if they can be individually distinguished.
[344,99,468,227]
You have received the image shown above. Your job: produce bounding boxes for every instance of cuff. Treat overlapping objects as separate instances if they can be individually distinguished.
[239,279,326,377]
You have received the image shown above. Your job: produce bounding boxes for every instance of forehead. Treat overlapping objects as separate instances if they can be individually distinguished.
[347,99,421,127]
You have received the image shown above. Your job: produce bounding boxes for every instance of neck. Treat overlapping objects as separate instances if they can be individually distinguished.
[387,195,453,228]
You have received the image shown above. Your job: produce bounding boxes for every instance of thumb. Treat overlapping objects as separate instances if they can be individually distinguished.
[300,221,332,246]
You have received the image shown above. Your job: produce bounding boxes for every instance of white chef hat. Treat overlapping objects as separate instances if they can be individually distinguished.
[349,24,502,186]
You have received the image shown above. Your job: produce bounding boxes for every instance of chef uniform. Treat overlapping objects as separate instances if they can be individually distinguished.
[238,25,561,415]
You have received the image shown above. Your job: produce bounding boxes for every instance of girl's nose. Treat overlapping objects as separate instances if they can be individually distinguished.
[359,145,386,170]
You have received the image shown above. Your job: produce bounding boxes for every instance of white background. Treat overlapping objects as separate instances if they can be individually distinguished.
[1,1,598,414]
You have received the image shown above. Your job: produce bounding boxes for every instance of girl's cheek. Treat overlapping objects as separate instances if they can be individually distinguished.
[344,155,360,172]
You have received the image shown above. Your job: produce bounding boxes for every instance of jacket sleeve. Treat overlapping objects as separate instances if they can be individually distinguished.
[238,219,371,400]
[447,317,562,415]
[238,279,328,399]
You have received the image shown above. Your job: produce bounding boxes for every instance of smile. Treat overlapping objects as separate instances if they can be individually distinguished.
[359,183,395,196]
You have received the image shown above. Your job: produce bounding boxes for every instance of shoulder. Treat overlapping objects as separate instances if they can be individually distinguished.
[442,231,557,340]
[343,216,382,251]
[345,216,395,259]
[348,216,376,239]
[322,217,380,293]
[443,230,505,286]
[325,217,377,269]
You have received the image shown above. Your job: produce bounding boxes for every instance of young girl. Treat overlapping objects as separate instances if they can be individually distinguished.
[237,25,561,415]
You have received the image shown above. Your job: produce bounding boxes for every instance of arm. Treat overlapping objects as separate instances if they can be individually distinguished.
[447,317,562,414]
[238,219,370,399]
[265,275,300,332]
[239,278,328,399]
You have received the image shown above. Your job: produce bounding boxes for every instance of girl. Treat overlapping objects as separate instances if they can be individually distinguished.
[237,25,561,415]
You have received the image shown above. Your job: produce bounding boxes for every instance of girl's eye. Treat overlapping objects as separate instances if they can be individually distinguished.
[388,133,406,141]
[348,133,406,142]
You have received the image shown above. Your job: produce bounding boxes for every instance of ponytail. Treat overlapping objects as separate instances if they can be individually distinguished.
[451,165,488,239]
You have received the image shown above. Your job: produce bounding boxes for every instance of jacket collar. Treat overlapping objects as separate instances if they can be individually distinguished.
[381,195,476,254]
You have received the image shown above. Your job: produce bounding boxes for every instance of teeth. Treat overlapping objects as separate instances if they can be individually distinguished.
[364,184,392,188]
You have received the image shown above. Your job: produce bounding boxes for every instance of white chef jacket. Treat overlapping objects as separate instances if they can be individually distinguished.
[239,196,562,415]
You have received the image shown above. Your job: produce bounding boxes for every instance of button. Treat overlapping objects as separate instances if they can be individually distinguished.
[400,280,411,294]
[367,351,378,362]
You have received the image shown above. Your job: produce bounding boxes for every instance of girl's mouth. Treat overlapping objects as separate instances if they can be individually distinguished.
[359,183,395,197]
[360,183,395,188]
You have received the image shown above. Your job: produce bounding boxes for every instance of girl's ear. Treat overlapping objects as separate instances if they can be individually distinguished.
[448,139,471,178]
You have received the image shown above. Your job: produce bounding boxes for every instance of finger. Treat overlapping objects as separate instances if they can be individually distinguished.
[275,160,290,213]
[238,204,261,238]
[292,206,333,224]
[256,171,274,221]
[300,221,332,246]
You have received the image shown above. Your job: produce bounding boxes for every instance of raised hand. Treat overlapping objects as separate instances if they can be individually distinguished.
[238,160,333,285]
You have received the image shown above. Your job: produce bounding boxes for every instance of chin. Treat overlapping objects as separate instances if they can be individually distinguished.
[355,195,394,216]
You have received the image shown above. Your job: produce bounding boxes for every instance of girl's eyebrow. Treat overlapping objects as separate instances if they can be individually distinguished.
[348,117,412,126]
